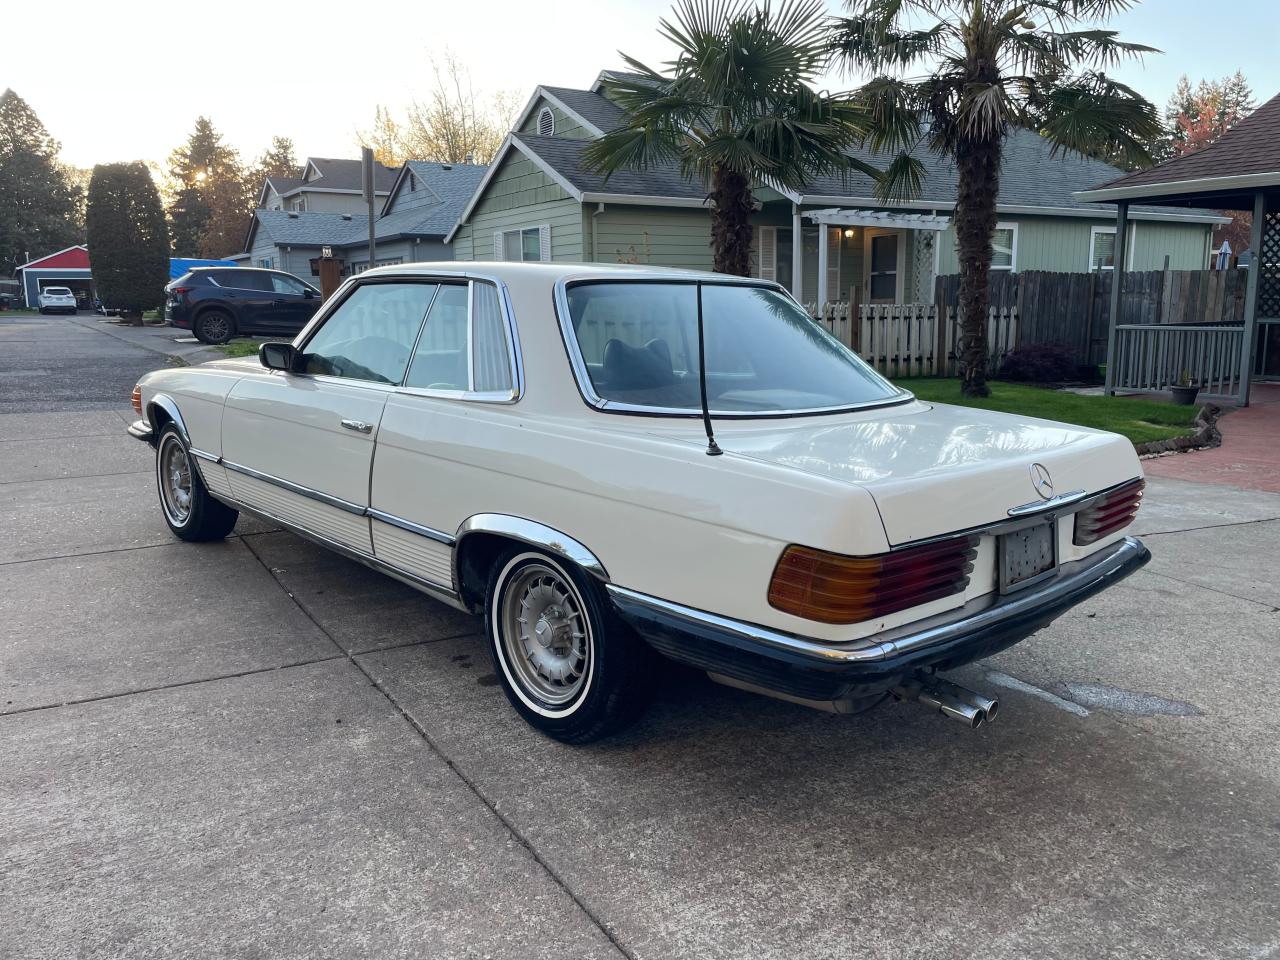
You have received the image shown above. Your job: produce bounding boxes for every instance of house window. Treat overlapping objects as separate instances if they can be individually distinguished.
[991,223,1017,271]
[1089,224,1139,271]
[290,197,307,212]
[258,257,274,269]
[496,226,549,262]
[537,107,555,136]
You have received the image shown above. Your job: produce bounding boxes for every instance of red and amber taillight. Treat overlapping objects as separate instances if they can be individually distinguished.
[1073,478,1145,546]
[768,536,979,625]
[131,384,143,415]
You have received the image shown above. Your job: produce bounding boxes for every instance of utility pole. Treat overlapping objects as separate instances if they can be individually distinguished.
[362,146,376,271]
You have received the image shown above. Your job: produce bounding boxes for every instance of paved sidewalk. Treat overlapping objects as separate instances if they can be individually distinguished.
[1144,383,1280,493]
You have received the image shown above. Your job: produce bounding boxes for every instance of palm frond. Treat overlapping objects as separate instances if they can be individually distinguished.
[1034,72,1161,168]
[874,151,927,203]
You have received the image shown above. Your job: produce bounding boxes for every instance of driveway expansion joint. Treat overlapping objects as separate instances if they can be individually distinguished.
[238,533,637,960]
[0,653,348,718]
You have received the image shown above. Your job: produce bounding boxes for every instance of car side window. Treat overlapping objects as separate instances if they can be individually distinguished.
[271,274,306,296]
[302,282,437,385]
[403,285,469,390]
[237,272,274,292]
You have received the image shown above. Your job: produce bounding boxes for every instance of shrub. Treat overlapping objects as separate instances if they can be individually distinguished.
[998,343,1078,383]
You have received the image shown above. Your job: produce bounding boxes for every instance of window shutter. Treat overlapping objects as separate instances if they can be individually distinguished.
[539,225,551,262]
[493,232,504,261]
[757,226,776,281]
[826,228,841,299]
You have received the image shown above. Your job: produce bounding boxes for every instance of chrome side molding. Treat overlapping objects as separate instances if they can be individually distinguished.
[367,508,456,546]
[221,459,367,516]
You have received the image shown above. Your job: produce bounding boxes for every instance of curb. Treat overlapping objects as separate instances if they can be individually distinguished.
[1135,403,1222,458]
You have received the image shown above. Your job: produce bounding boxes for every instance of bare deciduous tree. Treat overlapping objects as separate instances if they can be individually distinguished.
[359,53,517,165]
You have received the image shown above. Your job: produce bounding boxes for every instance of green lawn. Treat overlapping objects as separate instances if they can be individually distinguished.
[215,339,262,358]
[894,378,1200,446]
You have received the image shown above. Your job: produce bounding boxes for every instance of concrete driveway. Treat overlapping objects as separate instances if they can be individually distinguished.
[3,312,1279,959]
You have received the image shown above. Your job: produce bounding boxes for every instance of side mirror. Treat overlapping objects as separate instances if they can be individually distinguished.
[259,341,299,372]
[303,287,317,299]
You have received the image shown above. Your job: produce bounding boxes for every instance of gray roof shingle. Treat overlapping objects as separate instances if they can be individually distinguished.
[252,161,490,249]
[542,85,627,133]
[514,133,708,200]
[252,210,367,247]
[298,157,399,193]
[799,128,1180,213]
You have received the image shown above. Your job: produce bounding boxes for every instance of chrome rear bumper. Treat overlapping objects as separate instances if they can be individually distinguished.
[610,536,1149,700]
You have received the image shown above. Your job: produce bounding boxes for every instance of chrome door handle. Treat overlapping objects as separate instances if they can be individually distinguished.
[340,418,373,434]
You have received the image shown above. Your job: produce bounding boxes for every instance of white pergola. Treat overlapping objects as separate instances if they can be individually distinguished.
[802,209,953,308]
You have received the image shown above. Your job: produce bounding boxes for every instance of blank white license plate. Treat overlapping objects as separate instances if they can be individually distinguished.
[999,521,1057,592]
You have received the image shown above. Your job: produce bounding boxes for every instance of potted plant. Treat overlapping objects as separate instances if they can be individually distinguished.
[1170,370,1201,406]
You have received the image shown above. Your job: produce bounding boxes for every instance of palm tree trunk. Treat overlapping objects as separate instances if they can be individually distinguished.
[953,135,1003,397]
[709,165,754,276]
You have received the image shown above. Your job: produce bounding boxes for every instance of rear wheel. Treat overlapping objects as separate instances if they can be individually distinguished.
[194,309,235,344]
[156,424,238,541]
[484,549,654,744]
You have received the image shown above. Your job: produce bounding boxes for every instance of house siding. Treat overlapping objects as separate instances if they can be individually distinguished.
[452,153,583,261]
[587,207,714,268]
[934,214,1211,274]
[519,98,593,139]
[290,191,388,215]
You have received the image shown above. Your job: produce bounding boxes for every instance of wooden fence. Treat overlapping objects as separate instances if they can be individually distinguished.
[932,268,1248,367]
[813,302,1017,378]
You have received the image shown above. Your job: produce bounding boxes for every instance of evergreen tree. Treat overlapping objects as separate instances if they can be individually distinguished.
[87,162,170,324]
[256,136,298,180]
[0,89,82,275]
[166,117,251,257]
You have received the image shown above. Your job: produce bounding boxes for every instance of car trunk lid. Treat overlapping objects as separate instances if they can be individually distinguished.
[675,400,1139,546]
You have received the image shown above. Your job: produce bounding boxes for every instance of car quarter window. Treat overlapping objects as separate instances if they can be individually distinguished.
[402,282,515,395]
[271,274,307,295]
[302,282,438,385]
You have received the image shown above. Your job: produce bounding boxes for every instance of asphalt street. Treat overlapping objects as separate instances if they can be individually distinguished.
[2,311,1279,959]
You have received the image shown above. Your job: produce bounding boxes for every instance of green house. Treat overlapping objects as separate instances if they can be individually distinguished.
[448,73,1225,307]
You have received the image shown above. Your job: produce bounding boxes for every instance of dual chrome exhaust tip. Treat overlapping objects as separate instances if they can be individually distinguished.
[893,674,1000,729]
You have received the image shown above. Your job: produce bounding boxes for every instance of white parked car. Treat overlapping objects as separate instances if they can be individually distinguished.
[37,286,78,314]
[129,263,1149,742]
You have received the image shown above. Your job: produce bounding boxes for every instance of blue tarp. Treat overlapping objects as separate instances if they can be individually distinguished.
[169,257,236,279]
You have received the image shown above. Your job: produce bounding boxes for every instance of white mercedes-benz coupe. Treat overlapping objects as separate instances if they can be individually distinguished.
[129,262,1148,742]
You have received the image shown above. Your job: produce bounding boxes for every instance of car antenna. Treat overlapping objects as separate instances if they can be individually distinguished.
[695,283,723,457]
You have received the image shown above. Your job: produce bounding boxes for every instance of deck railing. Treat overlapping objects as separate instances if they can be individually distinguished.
[1110,322,1245,397]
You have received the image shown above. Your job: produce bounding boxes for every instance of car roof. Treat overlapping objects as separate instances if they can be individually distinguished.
[355,260,773,287]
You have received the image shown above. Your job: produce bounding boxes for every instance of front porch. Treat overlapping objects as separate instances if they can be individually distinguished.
[752,202,950,311]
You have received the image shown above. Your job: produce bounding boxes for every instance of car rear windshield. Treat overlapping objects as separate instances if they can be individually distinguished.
[45,287,72,295]
[561,281,906,414]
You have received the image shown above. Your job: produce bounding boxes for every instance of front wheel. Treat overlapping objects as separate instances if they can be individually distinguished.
[485,549,654,744]
[155,424,238,541]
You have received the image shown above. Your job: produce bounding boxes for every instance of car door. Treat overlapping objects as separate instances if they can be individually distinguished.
[266,272,320,336]
[220,279,438,554]
[370,280,518,588]
[229,270,276,332]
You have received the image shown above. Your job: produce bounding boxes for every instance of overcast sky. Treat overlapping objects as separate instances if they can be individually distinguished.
[5,0,1278,171]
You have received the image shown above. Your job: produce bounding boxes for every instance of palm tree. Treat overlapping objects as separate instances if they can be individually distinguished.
[584,0,881,277]
[831,0,1162,396]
